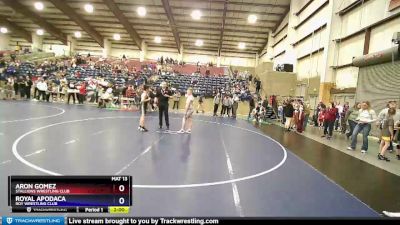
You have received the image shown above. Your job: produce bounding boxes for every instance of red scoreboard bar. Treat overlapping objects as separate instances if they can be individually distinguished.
[8,176,132,213]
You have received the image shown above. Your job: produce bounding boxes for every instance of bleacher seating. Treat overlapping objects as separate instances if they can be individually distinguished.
[265,106,277,119]
[65,66,150,88]
[17,62,38,76]
[1,57,239,97]
[170,64,225,76]
[155,74,231,97]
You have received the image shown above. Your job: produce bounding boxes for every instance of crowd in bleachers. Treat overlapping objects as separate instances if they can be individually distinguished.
[156,56,226,76]
[0,54,255,112]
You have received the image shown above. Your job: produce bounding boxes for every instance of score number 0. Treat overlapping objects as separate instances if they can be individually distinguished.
[118,185,125,205]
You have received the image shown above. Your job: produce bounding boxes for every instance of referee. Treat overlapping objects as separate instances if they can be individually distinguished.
[156,82,173,130]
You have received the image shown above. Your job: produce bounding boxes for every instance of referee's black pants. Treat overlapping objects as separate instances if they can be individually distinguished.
[159,104,169,128]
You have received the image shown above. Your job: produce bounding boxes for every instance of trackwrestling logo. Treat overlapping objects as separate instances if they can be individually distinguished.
[2,216,64,225]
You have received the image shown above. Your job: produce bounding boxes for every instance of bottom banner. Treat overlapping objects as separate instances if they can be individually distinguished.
[67,217,220,225]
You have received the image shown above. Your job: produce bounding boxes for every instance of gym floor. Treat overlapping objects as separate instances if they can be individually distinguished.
[1,101,398,217]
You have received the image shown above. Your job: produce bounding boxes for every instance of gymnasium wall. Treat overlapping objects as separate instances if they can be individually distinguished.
[9,36,31,51]
[265,0,331,100]
[264,0,400,102]
[334,0,400,89]
[42,44,68,57]
[258,71,297,98]
[147,49,178,61]
[220,56,256,67]
[110,47,140,59]
[255,62,273,76]
[74,39,103,56]
[69,41,257,67]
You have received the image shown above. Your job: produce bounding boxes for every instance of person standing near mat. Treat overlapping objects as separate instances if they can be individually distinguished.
[178,88,195,134]
[156,82,173,130]
[139,85,150,132]
[196,94,205,114]
[378,108,396,162]
[213,92,221,116]
[377,101,400,152]
[232,93,239,118]
[172,91,181,112]
[248,95,256,120]
[347,101,377,153]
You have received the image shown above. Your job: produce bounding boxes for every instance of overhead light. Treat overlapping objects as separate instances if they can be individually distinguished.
[34,2,44,11]
[74,31,82,38]
[191,10,202,20]
[238,42,246,49]
[84,3,94,13]
[248,14,257,24]
[195,39,203,47]
[36,29,44,36]
[113,33,121,40]
[137,6,146,17]
[0,27,8,34]
[154,36,162,43]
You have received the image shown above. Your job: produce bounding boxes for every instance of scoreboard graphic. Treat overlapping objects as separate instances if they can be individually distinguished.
[8,176,132,213]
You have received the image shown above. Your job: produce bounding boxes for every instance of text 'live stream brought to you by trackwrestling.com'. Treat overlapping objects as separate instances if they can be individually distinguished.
[1,217,223,225]
[67,217,220,225]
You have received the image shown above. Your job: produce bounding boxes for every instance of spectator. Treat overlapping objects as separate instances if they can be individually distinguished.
[345,102,360,139]
[13,76,19,98]
[255,79,261,94]
[4,81,13,100]
[334,102,343,131]
[98,87,113,108]
[247,95,255,120]
[126,85,135,98]
[340,102,350,134]
[213,93,221,116]
[196,94,205,114]
[18,76,26,99]
[278,104,283,123]
[25,76,33,100]
[50,82,58,101]
[377,101,400,152]
[295,103,305,133]
[221,95,229,116]
[45,81,51,102]
[317,104,326,129]
[348,101,377,153]
[378,108,396,162]
[78,82,87,104]
[284,100,294,132]
[232,93,239,118]
[252,102,263,123]
[172,91,181,111]
[261,97,268,109]
[59,83,67,102]
[67,82,77,104]
[33,79,39,100]
[36,78,47,101]
[321,102,338,140]
[303,103,311,131]
[313,102,326,127]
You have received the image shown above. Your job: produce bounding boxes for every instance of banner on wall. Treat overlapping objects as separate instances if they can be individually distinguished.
[389,0,400,11]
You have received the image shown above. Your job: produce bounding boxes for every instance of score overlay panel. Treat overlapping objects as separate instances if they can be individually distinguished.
[8,176,132,213]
